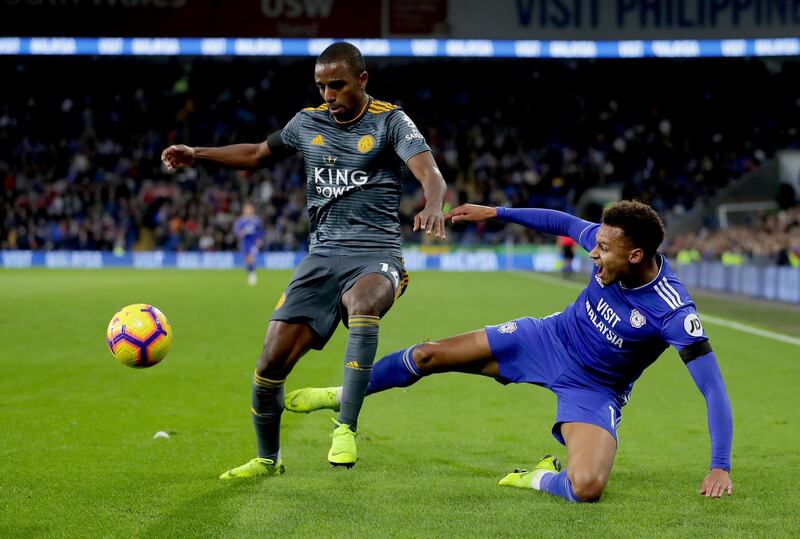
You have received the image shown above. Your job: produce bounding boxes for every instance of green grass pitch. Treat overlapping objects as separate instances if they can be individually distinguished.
[1,268,798,537]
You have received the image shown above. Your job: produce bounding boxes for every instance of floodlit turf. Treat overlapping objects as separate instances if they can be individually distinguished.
[1,268,798,537]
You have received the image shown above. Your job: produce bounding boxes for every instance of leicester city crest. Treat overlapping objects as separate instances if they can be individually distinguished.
[629,309,646,329]
[357,134,375,153]
[498,321,518,334]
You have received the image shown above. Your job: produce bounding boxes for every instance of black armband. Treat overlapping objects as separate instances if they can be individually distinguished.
[679,340,713,364]
[266,130,298,162]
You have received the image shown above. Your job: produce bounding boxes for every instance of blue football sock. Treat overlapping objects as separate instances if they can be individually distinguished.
[539,470,585,503]
[365,346,421,396]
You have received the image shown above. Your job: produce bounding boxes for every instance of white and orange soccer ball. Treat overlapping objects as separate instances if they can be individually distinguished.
[106,304,173,368]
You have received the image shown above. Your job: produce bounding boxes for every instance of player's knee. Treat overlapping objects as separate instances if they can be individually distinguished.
[256,346,290,380]
[411,342,437,375]
[568,469,608,502]
[347,303,383,318]
[345,293,387,318]
[344,278,394,317]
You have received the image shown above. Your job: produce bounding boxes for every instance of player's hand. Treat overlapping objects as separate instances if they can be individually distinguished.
[161,144,196,173]
[414,205,446,239]
[445,203,497,223]
[700,468,732,498]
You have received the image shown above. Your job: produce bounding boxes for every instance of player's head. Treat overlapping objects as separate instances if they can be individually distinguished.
[590,200,665,285]
[315,41,368,122]
[242,202,255,216]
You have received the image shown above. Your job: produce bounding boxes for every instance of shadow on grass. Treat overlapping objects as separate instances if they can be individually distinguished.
[140,478,262,537]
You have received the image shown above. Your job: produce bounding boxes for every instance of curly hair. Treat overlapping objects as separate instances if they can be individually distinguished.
[316,41,365,77]
[602,200,666,258]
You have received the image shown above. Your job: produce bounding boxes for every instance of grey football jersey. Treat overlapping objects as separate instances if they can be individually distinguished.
[281,97,430,257]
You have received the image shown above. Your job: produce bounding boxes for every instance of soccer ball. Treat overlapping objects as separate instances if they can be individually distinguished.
[106,304,173,368]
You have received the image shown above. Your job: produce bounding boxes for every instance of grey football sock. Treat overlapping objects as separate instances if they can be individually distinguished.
[252,372,285,462]
[338,315,380,431]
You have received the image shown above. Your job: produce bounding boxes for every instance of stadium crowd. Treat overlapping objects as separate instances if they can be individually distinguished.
[664,206,800,267]
[2,56,799,261]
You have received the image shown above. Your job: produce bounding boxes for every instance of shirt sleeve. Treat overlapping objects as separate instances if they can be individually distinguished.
[660,305,711,361]
[494,207,599,251]
[686,351,733,471]
[662,303,732,470]
[280,112,304,150]
[386,109,431,163]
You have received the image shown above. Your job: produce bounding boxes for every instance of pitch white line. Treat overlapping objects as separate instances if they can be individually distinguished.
[697,314,800,346]
[511,271,584,290]
[512,271,800,347]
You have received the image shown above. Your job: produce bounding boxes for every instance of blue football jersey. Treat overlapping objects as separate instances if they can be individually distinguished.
[553,223,709,394]
[234,215,263,248]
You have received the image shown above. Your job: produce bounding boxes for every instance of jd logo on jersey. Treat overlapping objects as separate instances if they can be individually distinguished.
[683,314,703,337]
[357,135,375,153]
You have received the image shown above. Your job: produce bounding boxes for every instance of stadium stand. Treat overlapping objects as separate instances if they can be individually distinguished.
[2,56,799,253]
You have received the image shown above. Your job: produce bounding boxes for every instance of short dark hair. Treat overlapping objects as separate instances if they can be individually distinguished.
[602,200,665,258]
[316,41,365,77]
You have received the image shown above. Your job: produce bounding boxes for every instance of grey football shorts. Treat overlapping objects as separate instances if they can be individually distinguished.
[271,252,409,349]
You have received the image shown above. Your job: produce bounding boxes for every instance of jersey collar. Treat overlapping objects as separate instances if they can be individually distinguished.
[617,253,665,291]
[330,96,371,127]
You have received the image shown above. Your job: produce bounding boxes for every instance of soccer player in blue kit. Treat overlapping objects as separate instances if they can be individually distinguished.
[233,202,264,286]
[161,42,447,479]
[286,201,734,502]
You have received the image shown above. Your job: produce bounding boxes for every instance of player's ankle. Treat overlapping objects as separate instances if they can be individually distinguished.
[529,469,552,490]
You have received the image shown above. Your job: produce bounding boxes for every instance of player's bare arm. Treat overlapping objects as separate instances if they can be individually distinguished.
[161,140,272,172]
[445,203,497,223]
[406,151,447,239]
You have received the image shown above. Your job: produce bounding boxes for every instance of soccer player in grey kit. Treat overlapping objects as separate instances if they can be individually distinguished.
[161,42,447,478]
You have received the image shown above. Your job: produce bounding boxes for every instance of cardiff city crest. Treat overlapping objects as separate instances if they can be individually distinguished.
[498,321,518,334]
[629,309,646,329]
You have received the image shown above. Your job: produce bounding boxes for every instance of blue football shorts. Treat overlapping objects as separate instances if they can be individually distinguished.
[486,316,626,445]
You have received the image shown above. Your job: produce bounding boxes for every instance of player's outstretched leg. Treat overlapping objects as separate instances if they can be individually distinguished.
[285,345,420,413]
[287,330,496,414]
